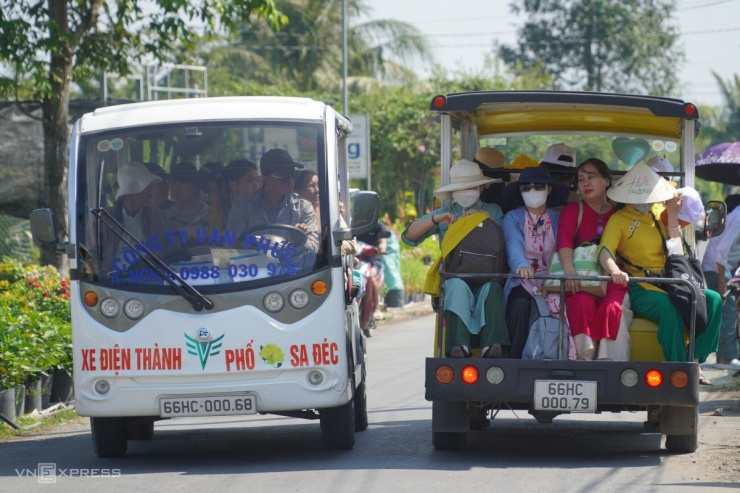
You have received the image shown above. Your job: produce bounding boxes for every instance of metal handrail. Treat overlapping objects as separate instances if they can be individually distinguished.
[435,270,700,361]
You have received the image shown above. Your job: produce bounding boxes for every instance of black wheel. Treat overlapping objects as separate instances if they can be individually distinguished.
[665,407,698,453]
[432,431,467,451]
[91,417,128,458]
[320,399,355,450]
[354,380,368,432]
[127,420,154,440]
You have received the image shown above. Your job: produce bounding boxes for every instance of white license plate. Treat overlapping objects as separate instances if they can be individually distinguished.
[160,395,257,417]
[534,380,597,412]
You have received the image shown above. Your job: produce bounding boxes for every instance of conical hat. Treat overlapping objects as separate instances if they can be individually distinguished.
[607,162,676,204]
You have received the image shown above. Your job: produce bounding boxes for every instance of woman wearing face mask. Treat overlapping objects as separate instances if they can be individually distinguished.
[403,159,509,358]
[500,166,569,358]
[598,162,721,381]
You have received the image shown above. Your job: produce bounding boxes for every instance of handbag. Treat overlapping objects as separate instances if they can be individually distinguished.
[545,202,606,296]
[621,213,707,336]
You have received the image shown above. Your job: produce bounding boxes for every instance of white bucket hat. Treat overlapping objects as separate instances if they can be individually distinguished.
[116,162,162,200]
[677,186,704,224]
[607,162,676,204]
[434,159,501,201]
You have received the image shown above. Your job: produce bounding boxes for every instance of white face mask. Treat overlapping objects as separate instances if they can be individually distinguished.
[632,203,653,214]
[522,189,548,209]
[452,189,480,208]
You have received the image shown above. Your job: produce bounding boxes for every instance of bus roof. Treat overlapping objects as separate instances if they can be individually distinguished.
[429,91,699,139]
[78,96,338,134]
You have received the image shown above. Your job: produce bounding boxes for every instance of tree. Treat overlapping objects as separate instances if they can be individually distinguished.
[0,0,282,267]
[498,0,683,95]
[712,72,740,141]
[204,0,431,96]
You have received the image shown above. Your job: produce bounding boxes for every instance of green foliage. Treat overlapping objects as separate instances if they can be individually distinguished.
[499,0,683,95]
[0,257,71,390]
[399,228,440,295]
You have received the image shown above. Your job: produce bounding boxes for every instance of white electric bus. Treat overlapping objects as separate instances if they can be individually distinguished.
[31,97,377,457]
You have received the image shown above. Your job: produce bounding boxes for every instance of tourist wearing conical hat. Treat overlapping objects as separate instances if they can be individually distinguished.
[597,162,721,382]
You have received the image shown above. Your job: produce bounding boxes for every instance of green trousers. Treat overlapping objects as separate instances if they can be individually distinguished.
[628,283,721,362]
[445,282,510,354]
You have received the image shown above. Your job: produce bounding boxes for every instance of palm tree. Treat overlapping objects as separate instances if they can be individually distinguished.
[712,72,740,141]
[204,0,431,95]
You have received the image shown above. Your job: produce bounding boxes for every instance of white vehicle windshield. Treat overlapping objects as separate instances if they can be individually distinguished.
[76,121,329,292]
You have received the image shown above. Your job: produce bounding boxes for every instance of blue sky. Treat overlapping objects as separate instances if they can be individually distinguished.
[361,0,740,107]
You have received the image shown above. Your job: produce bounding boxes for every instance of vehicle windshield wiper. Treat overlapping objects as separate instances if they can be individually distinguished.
[91,208,214,311]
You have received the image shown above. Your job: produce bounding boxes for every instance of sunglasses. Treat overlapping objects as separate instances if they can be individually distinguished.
[519,183,547,192]
[269,171,296,183]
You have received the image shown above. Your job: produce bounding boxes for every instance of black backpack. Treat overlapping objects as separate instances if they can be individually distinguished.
[444,217,507,285]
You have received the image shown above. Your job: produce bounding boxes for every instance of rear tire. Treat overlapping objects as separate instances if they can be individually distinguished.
[320,399,355,450]
[665,407,698,453]
[432,431,467,451]
[127,420,154,440]
[354,380,369,432]
[91,417,128,458]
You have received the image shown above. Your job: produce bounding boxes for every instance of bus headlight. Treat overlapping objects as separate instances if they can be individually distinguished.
[263,292,285,312]
[100,298,120,318]
[289,289,310,309]
[123,298,145,319]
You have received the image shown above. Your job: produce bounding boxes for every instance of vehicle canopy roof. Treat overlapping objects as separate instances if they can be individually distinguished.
[78,96,351,135]
[429,91,699,140]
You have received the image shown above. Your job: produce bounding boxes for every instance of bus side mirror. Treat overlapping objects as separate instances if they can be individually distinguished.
[697,200,726,241]
[30,208,64,254]
[349,191,379,237]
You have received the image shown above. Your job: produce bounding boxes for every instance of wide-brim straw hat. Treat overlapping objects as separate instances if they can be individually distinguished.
[434,159,501,201]
[607,162,676,204]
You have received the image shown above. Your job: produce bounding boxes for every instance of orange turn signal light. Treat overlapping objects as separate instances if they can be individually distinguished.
[436,365,454,384]
[311,280,327,296]
[83,291,99,307]
[670,370,688,388]
[646,369,663,388]
[461,365,479,384]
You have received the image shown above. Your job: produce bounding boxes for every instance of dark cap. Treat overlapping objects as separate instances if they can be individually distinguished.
[260,149,304,176]
[144,162,168,181]
[169,162,199,185]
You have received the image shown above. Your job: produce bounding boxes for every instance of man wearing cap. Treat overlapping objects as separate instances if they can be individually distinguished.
[144,162,174,209]
[167,162,210,234]
[225,149,318,252]
[598,163,721,378]
[539,143,580,207]
[96,162,170,273]
[403,159,508,359]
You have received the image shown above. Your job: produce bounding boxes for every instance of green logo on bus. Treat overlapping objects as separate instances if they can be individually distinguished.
[185,332,224,370]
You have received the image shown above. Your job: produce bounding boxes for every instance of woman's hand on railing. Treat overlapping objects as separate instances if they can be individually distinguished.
[608,269,629,286]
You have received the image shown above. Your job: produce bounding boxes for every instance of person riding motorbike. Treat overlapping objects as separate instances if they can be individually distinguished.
[356,222,391,336]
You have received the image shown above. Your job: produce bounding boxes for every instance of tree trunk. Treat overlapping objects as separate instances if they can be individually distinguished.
[40,0,73,270]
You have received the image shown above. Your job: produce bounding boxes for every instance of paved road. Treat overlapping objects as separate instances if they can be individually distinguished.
[1,311,738,492]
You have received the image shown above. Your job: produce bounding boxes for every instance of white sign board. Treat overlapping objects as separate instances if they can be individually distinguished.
[348,114,370,180]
